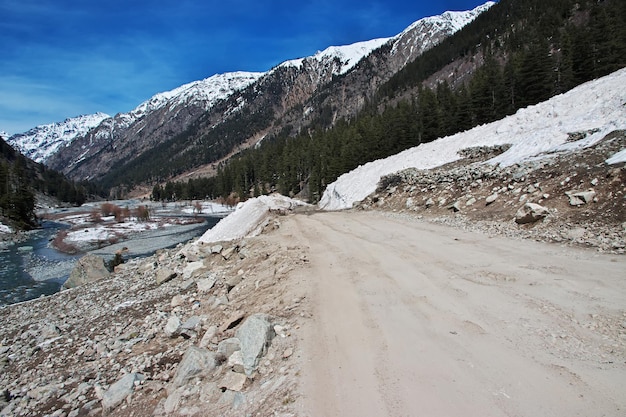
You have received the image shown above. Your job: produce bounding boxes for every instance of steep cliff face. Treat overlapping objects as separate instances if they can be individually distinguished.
[20,3,494,185]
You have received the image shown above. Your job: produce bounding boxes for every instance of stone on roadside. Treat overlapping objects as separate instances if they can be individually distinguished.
[164,315,182,338]
[566,189,596,206]
[219,371,247,392]
[63,254,110,289]
[199,325,218,348]
[221,246,236,260]
[217,338,241,359]
[171,346,216,390]
[235,314,275,376]
[450,201,461,212]
[156,269,177,285]
[515,202,550,224]
[183,261,205,279]
[485,193,498,205]
[197,275,217,292]
[101,373,144,412]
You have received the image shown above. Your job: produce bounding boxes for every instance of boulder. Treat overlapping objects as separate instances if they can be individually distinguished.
[515,203,550,224]
[219,371,247,392]
[182,261,205,279]
[235,314,275,376]
[566,189,596,206]
[101,373,144,412]
[63,254,110,289]
[156,269,177,285]
[485,193,499,205]
[424,198,435,208]
[164,315,182,338]
[217,338,241,359]
[197,275,217,292]
[171,346,216,389]
[199,325,218,348]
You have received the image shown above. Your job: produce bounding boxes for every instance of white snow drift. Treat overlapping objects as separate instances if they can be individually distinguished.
[319,68,626,211]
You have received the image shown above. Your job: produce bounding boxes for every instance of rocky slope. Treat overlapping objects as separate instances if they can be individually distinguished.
[25,3,492,185]
[360,131,626,253]
[0,216,310,416]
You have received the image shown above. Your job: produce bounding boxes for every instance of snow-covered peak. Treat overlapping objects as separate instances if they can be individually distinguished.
[320,67,626,211]
[278,38,392,76]
[401,2,494,36]
[127,71,264,120]
[7,112,110,163]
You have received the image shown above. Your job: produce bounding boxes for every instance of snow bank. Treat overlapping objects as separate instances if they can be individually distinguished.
[196,194,308,244]
[320,68,626,210]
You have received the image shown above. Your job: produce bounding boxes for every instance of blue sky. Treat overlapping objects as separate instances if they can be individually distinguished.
[1,0,489,134]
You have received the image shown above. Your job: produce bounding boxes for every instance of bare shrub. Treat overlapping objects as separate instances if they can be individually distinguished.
[101,202,117,216]
[89,210,102,223]
[134,205,150,221]
[51,230,79,254]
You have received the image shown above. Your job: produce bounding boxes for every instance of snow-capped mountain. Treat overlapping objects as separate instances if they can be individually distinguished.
[120,71,264,127]
[19,2,493,184]
[277,38,392,76]
[7,113,110,164]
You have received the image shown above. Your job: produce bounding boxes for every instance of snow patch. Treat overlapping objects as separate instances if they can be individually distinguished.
[320,68,626,211]
[196,195,308,244]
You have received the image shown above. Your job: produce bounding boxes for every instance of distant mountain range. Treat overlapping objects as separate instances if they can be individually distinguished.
[6,2,494,186]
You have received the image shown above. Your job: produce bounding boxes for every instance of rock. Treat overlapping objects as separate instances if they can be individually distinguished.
[171,346,216,389]
[156,269,177,285]
[465,197,477,206]
[566,189,596,206]
[515,203,550,224]
[210,244,223,254]
[170,295,184,308]
[485,193,498,205]
[221,247,236,260]
[282,347,293,359]
[164,315,182,338]
[235,314,275,376]
[424,198,435,208]
[405,198,415,209]
[199,325,218,348]
[225,274,243,290]
[181,316,201,331]
[63,254,110,289]
[450,201,461,212]
[227,350,245,373]
[197,275,217,292]
[183,261,205,279]
[219,371,247,392]
[101,373,144,412]
[217,338,241,359]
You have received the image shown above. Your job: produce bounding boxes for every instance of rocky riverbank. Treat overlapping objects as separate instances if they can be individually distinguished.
[0,210,309,416]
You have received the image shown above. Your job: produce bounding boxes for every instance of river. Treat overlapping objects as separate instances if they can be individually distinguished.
[0,215,222,307]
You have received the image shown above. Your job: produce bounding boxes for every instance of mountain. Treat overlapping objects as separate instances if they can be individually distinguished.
[13,2,493,187]
[6,113,110,164]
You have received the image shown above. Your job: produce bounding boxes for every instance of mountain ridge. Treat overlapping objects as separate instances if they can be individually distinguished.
[8,2,494,186]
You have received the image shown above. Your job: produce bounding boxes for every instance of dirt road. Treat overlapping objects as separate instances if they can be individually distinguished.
[281,211,625,416]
